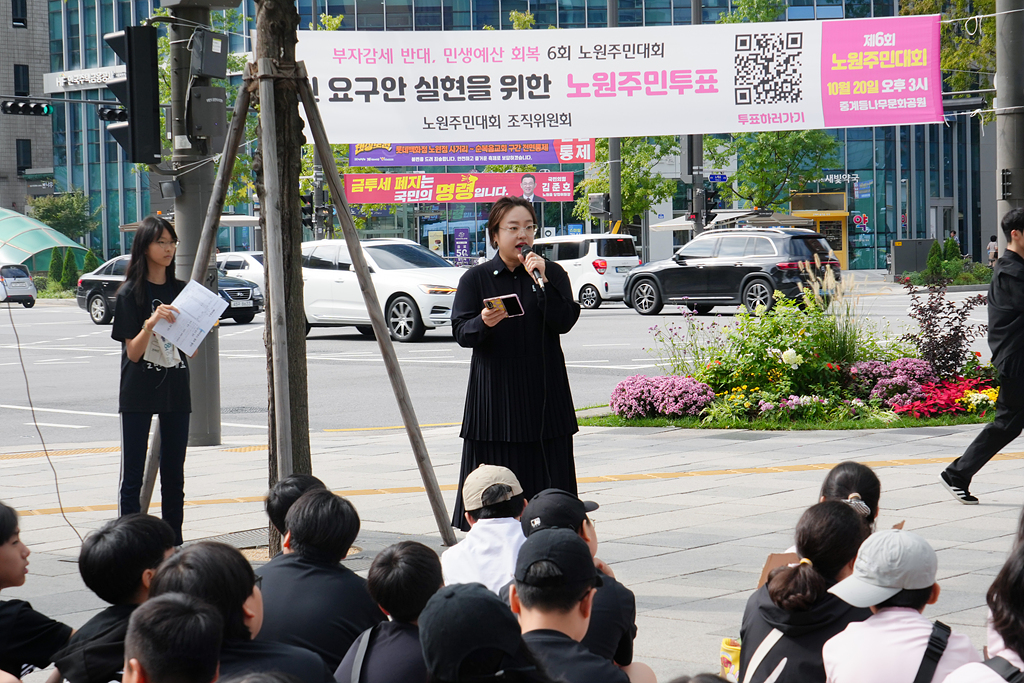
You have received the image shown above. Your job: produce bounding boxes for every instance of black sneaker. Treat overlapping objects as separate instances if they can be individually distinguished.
[940,470,979,505]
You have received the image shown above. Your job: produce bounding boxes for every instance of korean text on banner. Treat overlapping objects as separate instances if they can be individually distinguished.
[345,171,575,203]
[297,16,942,144]
[349,139,596,166]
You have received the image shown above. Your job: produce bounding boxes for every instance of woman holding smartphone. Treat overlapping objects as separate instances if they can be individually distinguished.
[111,215,190,545]
[450,196,581,531]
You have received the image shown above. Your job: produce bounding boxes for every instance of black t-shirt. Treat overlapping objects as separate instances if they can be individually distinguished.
[111,280,191,414]
[53,604,137,683]
[522,630,628,683]
[581,571,637,666]
[219,638,335,683]
[255,553,386,671]
[0,599,73,677]
[333,621,426,683]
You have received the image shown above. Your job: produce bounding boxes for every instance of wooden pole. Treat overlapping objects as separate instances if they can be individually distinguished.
[257,57,294,480]
[139,423,160,512]
[295,67,457,547]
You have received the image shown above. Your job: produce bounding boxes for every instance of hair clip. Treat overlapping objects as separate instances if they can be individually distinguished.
[799,557,813,567]
[844,493,871,517]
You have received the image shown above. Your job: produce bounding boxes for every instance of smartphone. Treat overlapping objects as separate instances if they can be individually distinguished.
[483,294,525,317]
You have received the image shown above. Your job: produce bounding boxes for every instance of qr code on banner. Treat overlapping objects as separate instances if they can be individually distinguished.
[734,33,803,106]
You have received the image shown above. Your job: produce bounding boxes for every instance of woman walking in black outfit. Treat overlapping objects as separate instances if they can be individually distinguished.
[450,196,581,531]
[111,216,190,545]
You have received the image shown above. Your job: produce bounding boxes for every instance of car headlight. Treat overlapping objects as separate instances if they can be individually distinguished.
[253,285,262,297]
[418,284,457,295]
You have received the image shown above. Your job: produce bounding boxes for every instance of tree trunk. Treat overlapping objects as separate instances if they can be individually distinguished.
[254,0,311,555]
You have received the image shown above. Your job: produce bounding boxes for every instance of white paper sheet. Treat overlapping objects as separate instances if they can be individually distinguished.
[152,280,229,356]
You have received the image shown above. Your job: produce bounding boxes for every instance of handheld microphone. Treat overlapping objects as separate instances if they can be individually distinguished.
[519,245,545,289]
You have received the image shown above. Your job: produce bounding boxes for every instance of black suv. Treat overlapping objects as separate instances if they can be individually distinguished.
[624,227,841,315]
[77,255,264,325]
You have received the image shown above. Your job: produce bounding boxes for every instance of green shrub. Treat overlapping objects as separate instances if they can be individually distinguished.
[83,249,99,273]
[60,249,77,291]
[971,263,993,283]
[34,275,48,290]
[48,247,63,284]
[942,258,964,281]
[923,240,945,284]
[943,237,961,261]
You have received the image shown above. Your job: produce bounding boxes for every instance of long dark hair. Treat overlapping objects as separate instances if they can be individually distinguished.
[820,461,881,530]
[989,539,1024,659]
[486,197,537,249]
[120,215,179,306]
[767,501,869,612]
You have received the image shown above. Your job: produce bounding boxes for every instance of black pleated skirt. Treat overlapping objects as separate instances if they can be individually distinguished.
[451,435,577,531]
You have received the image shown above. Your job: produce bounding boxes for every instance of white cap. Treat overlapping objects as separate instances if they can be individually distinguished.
[462,465,523,511]
[828,529,937,608]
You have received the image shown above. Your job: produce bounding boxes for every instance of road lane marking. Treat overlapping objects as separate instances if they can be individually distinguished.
[18,451,1024,517]
[323,421,462,432]
[0,404,118,417]
[0,446,120,460]
[27,422,89,429]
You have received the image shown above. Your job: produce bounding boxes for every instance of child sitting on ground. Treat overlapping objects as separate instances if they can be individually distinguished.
[52,514,176,683]
[122,593,222,683]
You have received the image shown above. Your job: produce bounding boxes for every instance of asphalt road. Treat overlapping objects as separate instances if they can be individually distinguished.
[0,288,989,450]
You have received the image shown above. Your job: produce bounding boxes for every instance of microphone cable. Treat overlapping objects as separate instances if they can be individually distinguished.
[4,302,83,542]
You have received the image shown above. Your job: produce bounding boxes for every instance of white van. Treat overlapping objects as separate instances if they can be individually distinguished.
[533,234,640,309]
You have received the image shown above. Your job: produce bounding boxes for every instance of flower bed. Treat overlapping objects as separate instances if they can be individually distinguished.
[609,284,995,428]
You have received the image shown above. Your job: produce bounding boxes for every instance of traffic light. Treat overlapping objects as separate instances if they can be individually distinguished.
[103,26,161,164]
[301,193,314,229]
[1,101,53,116]
[705,188,720,213]
[98,106,128,122]
[316,205,332,223]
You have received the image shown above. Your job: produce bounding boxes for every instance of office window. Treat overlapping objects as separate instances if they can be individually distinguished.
[16,140,31,175]
[12,0,27,27]
[14,64,29,97]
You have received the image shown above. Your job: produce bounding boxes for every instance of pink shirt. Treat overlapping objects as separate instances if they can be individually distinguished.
[823,608,981,683]
[942,613,1024,683]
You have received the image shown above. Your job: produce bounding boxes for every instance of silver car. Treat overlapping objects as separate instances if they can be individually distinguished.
[0,263,37,308]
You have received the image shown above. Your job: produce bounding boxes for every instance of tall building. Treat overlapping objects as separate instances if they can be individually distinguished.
[0,0,53,213]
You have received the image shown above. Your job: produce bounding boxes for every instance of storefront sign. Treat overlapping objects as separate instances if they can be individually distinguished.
[344,171,575,203]
[44,66,127,93]
[349,139,595,166]
[454,228,471,263]
[297,16,942,143]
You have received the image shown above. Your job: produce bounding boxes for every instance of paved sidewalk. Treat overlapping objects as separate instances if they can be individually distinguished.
[6,421,1024,681]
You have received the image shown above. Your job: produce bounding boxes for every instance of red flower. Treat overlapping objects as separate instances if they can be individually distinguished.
[975,352,982,357]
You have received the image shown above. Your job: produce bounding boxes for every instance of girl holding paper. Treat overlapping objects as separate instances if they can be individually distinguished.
[112,215,190,544]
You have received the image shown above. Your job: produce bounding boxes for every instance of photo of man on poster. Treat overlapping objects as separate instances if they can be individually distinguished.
[518,174,546,203]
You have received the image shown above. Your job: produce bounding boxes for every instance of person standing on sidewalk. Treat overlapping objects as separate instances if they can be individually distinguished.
[941,208,1024,504]
[112,216,190,544]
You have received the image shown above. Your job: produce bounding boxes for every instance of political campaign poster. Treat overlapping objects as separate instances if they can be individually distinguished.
[344,171,575,203]
[349,139,596,166]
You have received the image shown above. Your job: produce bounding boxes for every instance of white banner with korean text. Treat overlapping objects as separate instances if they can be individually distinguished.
[296,16,942,143]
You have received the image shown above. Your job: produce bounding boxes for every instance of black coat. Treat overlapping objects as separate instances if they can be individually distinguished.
[452,254,580,442]
[988,250,1024,376]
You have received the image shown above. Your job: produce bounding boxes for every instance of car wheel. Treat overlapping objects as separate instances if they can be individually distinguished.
[387,296,425,342]
[693,304,714,315]
[89,294,113,325]
[22,300,34,309]
[356,325,375,338]
[232,313,255,324]
[743,279,774,314]
[631,280,663,316]
[578,285,601,310]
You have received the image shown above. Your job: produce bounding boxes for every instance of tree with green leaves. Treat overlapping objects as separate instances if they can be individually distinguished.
[705,0,842,210]
[900,0,995,117]
[60,248,78,291]
[83,249,100,273]
[48,247,64,284]
[27,190,100,240]
[572,136,679,224]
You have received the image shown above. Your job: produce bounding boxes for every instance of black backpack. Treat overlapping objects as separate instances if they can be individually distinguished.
[984,656,1024,683]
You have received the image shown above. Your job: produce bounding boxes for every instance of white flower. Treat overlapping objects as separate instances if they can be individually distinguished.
[781,348,803,369]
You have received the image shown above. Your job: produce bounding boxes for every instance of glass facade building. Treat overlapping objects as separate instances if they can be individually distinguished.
[50,0,991,267]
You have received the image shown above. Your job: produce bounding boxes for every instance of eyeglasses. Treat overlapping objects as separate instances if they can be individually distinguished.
[500,225,538,234]
[155,240,179,249]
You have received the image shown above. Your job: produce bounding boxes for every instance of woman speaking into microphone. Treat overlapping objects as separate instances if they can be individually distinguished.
[450,196,581,531]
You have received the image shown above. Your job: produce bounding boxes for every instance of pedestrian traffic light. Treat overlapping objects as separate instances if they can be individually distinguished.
[103,26,161,164]
[301,193,314,229]
[1,101,53,116]
[98,106,128,122]
[705,188,720,213]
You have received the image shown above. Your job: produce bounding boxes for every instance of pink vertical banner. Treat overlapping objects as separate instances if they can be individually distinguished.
[820,15,943,128]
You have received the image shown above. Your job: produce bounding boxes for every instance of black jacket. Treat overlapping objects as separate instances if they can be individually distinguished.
[988,250,1024,376]
[738,584,870,683]
[52,605,136,683]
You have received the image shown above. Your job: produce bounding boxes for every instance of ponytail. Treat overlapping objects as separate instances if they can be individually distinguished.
[767,501,868,612]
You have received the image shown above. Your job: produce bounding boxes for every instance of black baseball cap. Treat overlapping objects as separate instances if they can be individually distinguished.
[514,528,602,587]
[521,488,599,536]
[418,583,523,681]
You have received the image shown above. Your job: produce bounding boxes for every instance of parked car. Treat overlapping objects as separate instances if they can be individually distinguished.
[216,251,264,285]
[0,263,36,308]
[301,238,463,342]
[77,255,264,325]
[533,234,640,309]
[623,227,841,315]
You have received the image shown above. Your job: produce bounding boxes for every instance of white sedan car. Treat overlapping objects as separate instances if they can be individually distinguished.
[216,251,264,285]
[301,238,464,342]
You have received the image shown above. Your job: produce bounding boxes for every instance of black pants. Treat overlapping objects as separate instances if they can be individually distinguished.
[946,375,1024,487]
[119,411,190,545]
